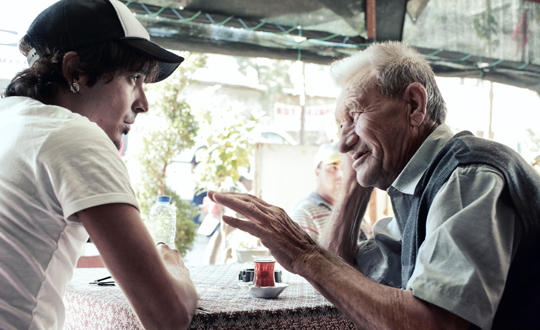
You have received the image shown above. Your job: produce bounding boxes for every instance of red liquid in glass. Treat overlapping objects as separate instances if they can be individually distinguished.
[254,261,275,287]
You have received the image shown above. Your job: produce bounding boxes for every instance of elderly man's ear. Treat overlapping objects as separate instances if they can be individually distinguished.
[404,82,428,127]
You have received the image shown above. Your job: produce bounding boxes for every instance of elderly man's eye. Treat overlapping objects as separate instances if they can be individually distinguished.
[350,111,361,122]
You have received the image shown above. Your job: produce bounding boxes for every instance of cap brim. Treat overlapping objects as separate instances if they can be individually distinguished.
[322,154,341,164]
[119,37,184,82]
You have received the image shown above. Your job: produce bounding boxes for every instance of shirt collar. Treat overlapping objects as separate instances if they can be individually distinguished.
[390,124,455,195]
[309,191,332,208]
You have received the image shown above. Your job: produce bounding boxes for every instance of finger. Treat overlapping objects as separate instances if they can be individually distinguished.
[222,215,265,238]
[156,242,171,251]
[158,245,185,268]
[212,191,279,216]
[208,190,248,203]
[207,190,217,203]
[176,253,186,268]
[156,242,181,256]
[210,192,270,223]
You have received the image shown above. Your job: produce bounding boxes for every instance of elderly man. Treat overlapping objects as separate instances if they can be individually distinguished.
[208,41,540,329]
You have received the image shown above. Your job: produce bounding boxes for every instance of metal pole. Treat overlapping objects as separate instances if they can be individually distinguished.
[299,62,306,145]
[488,81,494,140]
[366,0,376,40]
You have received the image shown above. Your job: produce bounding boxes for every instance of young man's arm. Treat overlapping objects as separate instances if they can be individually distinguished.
[78,203,198,330]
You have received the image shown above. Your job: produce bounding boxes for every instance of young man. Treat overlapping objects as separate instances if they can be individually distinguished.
[0,1,198,329]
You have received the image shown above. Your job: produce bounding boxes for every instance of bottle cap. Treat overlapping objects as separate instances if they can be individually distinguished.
[156,196,171,203]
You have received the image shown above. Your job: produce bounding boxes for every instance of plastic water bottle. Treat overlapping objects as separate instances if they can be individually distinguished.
[146,196,177,247]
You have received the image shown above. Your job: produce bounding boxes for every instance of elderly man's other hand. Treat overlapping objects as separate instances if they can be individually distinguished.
[207,191,320,274]
[340,152,358,187]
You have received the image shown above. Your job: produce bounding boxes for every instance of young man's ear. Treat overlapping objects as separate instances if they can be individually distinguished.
[62,51,81,87]
[404,82,428,127]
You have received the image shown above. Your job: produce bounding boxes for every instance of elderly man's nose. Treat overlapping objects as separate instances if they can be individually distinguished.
[338,129,355,153]
[337,138,348,153]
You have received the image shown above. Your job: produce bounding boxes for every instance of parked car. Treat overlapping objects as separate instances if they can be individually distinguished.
[251,125,297,145]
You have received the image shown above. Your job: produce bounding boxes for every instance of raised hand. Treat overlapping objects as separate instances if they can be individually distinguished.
[207,191,320,274]
[340,151,358,186]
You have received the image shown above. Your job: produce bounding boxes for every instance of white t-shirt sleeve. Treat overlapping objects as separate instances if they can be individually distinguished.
[37,117,139,222]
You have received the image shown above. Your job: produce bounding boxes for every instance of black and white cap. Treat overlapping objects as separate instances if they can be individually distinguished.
[26,0,184,82]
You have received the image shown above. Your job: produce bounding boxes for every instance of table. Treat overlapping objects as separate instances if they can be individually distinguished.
[64,264,358,329]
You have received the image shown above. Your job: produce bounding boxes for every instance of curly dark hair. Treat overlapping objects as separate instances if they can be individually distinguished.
[5,35,159,102]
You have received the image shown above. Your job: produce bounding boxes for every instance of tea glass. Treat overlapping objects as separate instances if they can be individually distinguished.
[253,256,275,287]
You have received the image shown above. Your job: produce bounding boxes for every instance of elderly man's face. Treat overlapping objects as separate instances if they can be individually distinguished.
[335,73,411,190]
[72,71,149,150]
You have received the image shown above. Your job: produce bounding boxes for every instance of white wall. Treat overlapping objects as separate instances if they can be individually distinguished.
[253,143,320,212]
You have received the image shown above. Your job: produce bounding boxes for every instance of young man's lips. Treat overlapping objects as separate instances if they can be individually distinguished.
[123,122,132,134]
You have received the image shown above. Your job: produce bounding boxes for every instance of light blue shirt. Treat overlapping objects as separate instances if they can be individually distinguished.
[356,124,519,330]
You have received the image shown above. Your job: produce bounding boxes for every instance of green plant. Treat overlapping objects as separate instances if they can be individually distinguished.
[134,52,207,256]
[192,106,265,259]
[524,128,540,153]
[193,107,262,191]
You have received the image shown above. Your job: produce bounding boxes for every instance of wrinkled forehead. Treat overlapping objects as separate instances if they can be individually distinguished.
[348,66,376,88]
[334,69,377,116]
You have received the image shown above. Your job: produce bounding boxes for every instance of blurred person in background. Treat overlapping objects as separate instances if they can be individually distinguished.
[202,166,255,264]
[0,1,198,329]
[190,146,209,225]
[289,142,369,242]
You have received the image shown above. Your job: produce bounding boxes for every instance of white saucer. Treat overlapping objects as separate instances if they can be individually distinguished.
[237,282,289,298]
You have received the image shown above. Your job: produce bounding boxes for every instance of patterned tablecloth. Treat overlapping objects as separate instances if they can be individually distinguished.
[64,264,358,330]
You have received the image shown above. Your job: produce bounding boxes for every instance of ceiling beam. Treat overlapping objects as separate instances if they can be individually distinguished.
[366,0,376,40]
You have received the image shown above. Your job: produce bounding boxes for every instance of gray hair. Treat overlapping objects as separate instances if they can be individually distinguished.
[330,41,446,124]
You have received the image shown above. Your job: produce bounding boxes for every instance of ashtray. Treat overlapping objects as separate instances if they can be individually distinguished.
[237,282,289,299]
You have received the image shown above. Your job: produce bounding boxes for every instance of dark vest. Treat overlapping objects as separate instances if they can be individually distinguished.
[401,131,540,329]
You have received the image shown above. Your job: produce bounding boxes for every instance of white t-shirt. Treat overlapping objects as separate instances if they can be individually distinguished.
[0,97,139,330]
